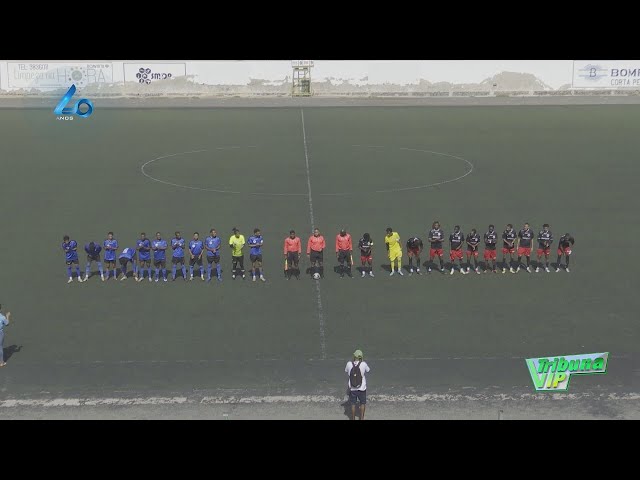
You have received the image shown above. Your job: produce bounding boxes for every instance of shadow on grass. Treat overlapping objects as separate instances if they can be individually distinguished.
[2,345,22,363]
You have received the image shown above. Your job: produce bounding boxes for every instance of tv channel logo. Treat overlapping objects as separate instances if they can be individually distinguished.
[54,84,94,120]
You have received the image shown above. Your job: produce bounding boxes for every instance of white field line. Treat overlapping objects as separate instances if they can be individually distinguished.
[300,109,326,360]
[1,393,638,408]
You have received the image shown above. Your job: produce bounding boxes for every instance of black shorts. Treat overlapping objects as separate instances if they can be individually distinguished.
[337,250,350,263]
[87,255,100,263]
[154,259,166,267]
[286,252,299,265]
[104,257,116,264]
[119,257,131,266]
[207,255,221,264]
[349,389,367,405]
[172,257,185,265]
[66,258,79,265]
[250,254,263,263]
[310,250,323,264]
[232,255,244,263]
[189,256,203,266]
[138,257,151,265]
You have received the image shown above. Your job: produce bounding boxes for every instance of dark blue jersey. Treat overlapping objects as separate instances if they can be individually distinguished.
[119,247,136,261]
[103,239,118,261]
[84,242,102,257]
[62,240,79,261]
[152,239,168,261]
[205,236,222,257]
[137,239,152,261]
[248,235,263,255]
[189,240,204,256]
[171,238,185,258]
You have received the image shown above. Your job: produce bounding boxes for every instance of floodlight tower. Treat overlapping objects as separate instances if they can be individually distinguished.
[292,60,314,96]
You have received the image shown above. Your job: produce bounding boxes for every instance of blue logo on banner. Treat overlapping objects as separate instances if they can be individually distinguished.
[54,84,94,118]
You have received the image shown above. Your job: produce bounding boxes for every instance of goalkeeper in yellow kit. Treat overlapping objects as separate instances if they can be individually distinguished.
[385,227,403,276]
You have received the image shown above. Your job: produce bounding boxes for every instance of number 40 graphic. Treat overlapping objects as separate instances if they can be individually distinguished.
[54,84,94,118]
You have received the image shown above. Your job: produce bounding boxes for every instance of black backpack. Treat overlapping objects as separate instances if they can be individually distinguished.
[350,361,363,388]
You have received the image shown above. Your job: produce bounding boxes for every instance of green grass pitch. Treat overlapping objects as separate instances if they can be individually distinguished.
[0,105,637,397]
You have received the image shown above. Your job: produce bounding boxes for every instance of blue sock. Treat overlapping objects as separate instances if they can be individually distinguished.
[75,266,81,278]
[256,268,261,277]
[200,266,204,276]
[138,266,143,278]
[85,264,91,276]
[216,263,221,278]
[121,264,127,276]
[112,269,116,278]
[181,265,187,278]
[155,268,160,279]
[98,262,103,275]
[162,268,167,279]
[172,265,177,278]
[67,266,72,278]
[207,264,212,280]
[189,265,194,276]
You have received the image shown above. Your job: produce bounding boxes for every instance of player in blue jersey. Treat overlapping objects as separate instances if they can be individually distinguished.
[118,247,137,281]
[62,235,83,283]
[103,232,119,280]
[247,228,266,282]
[205,228,222,282]
[189,232,205,281]
[83,241,103,282]
[151,232,168,282]
[136,232,153,282]
[171,231,187,281]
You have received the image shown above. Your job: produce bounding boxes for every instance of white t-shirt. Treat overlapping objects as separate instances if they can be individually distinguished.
[345,361,370,391]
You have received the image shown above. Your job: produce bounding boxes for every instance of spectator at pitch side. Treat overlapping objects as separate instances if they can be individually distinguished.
[345,349,370,420]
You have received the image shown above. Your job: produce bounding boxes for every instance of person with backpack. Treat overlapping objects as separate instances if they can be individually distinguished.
[345,349,370,420]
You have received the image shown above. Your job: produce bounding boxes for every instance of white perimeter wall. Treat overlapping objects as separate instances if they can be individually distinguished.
[0,60,638,95]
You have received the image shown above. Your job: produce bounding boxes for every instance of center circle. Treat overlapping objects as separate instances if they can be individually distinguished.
[140,145,474,196]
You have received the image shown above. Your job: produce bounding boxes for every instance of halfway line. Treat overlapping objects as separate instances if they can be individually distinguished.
[301,109,326,360]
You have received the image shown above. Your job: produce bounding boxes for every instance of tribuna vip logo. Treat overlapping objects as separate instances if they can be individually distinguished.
[526,353,609,391]
[136,68,173,85]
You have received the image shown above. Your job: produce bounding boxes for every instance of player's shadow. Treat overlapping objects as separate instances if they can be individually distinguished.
[380,264,391,272]
[2,345,22,362]
[340,389,361,420]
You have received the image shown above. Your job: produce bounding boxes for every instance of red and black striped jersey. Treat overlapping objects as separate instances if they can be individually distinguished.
[406,237,423,250]
[358,238,373,256]
[502,229,516,248]
[449,231,464,250]
[518,228,534,248]
[558,235,575,249]
[428,229,444,249]
[537,230,553,248]
[466,233,481,250]
[484,230,498,250]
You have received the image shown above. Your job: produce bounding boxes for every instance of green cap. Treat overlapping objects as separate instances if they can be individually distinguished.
[353,349,363,359]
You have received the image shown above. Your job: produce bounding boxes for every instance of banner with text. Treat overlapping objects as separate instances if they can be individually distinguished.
[573,60,640,89]
[123,63,187,85]
[7,62,113,90]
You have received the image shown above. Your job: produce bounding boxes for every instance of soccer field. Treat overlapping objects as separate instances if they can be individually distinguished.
[0,104,638,413]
